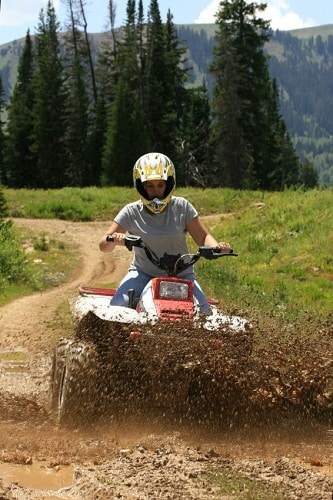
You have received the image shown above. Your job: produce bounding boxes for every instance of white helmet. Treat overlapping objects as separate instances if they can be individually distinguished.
[133,152,176,214]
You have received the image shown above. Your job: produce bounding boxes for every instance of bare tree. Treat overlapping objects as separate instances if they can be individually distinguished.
[61,0,97,104]
[107,0,118,52]
[78,0,97,103]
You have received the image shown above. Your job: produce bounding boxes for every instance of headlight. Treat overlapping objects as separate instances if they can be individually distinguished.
[158,281,189,299]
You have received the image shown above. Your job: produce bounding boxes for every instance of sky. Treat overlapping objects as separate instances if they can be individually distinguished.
[0,0,332,46]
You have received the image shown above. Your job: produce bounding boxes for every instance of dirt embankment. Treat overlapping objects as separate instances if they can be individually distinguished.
[0,218,332,499]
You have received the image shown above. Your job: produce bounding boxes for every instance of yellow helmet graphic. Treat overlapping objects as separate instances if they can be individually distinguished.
[133,152,176,214]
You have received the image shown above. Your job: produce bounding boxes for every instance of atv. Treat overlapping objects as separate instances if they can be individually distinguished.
[50,235,253,427]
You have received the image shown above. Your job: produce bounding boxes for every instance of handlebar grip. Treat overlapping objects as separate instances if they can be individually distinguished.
[199,246,238,259]
[106,234,142,250]
[214,247,237,255]
[213,247,234,254]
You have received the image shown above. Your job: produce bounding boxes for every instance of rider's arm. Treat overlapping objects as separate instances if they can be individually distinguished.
[99,222,126,253]
[186,217,232,254]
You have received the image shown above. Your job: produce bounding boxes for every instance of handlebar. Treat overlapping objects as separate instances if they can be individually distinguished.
[198,246,237,259]
[106,234,145,250]
[106,234,237,276]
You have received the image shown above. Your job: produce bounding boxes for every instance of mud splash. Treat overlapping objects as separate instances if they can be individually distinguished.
[63,310,333,428]
[1,306,332,497]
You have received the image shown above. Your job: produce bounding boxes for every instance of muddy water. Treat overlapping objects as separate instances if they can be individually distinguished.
[0,461,74,490]
[0,350,30,370]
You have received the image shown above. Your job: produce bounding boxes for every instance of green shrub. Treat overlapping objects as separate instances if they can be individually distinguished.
[0,220,34,286]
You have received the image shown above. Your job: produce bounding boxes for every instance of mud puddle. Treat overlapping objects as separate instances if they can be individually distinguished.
[0,461,74,491]
[0,350,30,372]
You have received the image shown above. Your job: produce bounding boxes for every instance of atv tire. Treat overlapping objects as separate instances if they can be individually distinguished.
[50,337,74,413]
[54,341,98,427]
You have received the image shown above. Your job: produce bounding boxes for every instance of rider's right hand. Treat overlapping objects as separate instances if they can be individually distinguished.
[106,233,126,245]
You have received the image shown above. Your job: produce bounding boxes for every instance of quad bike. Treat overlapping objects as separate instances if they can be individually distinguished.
[50,235,253,427]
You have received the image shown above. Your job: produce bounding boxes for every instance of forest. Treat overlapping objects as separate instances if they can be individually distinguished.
[0,0,329,188]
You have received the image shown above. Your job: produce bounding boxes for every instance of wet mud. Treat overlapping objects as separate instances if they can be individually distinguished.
[1,310,331,499]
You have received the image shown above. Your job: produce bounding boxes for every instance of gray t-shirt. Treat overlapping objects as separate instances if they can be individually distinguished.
[114,196,198,277]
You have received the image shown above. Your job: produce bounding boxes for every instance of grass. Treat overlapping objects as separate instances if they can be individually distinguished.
[192,188,333,318]
[4,186,263,220]
[3,186,333,319]
[5,186,136,221]
[200,468,287,499]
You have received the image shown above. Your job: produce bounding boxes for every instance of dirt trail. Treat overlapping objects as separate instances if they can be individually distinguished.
[0,219,131,351]
[0,218,332,499]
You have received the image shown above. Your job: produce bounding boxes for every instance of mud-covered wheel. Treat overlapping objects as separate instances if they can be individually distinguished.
[50,337,74,412]
[55,341,98,427]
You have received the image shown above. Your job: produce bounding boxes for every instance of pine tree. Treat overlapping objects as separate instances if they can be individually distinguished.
[3,31,37,187]
[64,54,90,186]
[62,0,91,186]
[210,25,252,188]
[86,94,107,186]
[265,79,300,189]
[143,0,168,151]
[91,0,121,185]
[101,0,147,185]
[140,2,188,175]
[102,0,189,185]
[102,75,147,185]
[179,83,211,186]
[209,0,301,190]
[299,159,319,188]
[32,0,67,188]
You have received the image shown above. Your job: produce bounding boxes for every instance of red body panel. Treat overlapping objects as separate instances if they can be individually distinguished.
[150,277,195,320]
[79,286,116,297]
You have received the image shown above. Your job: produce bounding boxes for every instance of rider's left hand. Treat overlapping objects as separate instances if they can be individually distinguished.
[216,242,232,254]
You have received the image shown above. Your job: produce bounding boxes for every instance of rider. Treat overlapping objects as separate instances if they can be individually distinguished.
[99,152,232,313]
